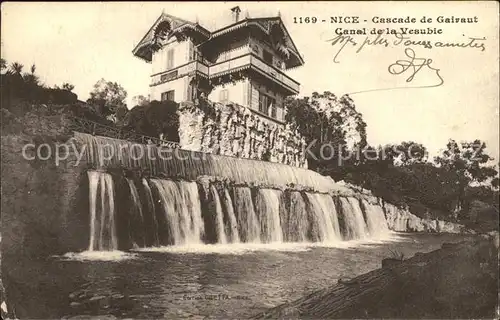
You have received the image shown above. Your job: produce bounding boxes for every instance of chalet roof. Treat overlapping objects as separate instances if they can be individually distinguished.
[133,13,304,68]
[206,16,304,67]
[132,13,211,62]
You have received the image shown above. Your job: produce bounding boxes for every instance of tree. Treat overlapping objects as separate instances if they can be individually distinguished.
[285,91,367,174]
[9,62,23,76]
[122,100,179,141]
[131,95,150,107]
[87,78,127,122]
[62,83,75,92]
[391,141,428,166]
[22,64,40,86]
[115,105,129,124]
[435,139,498,214]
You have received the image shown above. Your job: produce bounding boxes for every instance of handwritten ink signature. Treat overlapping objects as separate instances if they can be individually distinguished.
[325,34,390,63]
[388,48,444,87]
[325,35,357,63]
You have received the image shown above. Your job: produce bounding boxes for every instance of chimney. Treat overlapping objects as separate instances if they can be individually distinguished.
[231,6,241,22]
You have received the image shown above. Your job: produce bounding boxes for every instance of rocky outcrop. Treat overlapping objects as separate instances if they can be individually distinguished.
[178,100,309,168]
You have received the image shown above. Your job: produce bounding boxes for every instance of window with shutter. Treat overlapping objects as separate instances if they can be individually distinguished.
[258,92,278,119]
[161,90,175,101]
[219,89,229,102]
[259,92,268,114]
[271,103,277,119]
[188,42,194,61]
[167,49,175,69]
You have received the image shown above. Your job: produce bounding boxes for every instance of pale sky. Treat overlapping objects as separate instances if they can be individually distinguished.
[2,1,499,159]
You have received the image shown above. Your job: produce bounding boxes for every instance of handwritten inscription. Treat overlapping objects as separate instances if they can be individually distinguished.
[326,33,486,63]
[388,48,444,87]
[324,32,486,92]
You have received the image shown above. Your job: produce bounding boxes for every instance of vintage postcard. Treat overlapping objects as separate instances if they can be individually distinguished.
[1,1,499,319]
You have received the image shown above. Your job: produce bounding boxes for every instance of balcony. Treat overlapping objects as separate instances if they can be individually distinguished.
[151,60,208,86]
[151,53,300,95]
[210,55,252,77]
[209,54,300,95]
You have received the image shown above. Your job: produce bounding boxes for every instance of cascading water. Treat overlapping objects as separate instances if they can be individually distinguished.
[287,192,309,242]
[339,197,369,240]
[142,179,160,246]
[77,133,397,252]
[233,187,261,243]
[211,185,228,244]
[255,189,283,243]
[361,199,390,237]
[304,193,341,242]
[87,171,117,251]
[74,132,337,192]
[126,178,145,248]
[178,181,205,244]
[150,180,204,245]
[223,187,240,243]
[383,202,409,232]
[150,179,181,245]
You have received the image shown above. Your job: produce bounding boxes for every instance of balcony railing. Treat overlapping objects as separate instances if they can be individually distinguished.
[209,54,300,94]
[151,53,300,94]
[250,56,300,94]
[68,115,180,149]
[151,60,209,86]
[210,55,252,76]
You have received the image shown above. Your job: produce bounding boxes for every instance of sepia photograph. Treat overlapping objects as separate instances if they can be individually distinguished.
[1,1,499,319]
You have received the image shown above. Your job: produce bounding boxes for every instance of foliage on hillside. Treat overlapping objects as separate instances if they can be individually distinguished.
[86,78,128,123]
[0,59,179,142]
[1,65,78,113]
[285,91,367,172]
[121,100,180,142]
[0,59,116,135]
[285,91,499,223]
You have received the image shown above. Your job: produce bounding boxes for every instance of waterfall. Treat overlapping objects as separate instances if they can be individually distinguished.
[150,180,204,245]
[223,187,240,243]
[255,189,283,243]
[316,194,342,240]
[88,171,98,251]
[126,178,145,247]
[142,179,160,246]
[178,181,205,243]
[76,134,402,251]
[287,192,309,242]
[361,199,390,237]
[304,193,341,242]
[83,172,395,250]
[339,197,369,240]
[233,187,261,243]
[150,180,181,244]
[74,132,337,192]
[87,171,117,251]
[210,185,228,244]
[383,202,410,232]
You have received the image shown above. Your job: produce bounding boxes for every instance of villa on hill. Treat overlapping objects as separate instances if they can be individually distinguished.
[132,6,304,127]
